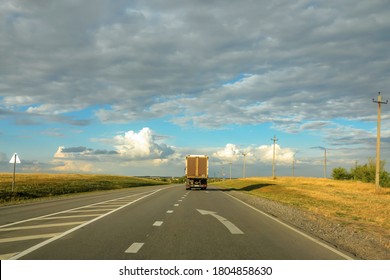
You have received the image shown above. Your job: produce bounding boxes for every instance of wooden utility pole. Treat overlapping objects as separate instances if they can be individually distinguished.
[310,146,328,178]
[372,92,388,191]
[292,152,297,177]
[229,161,232,180]
[292,156,295,177]
[324,148,327,178]
[271,136,278,179]
[242,152,247,178]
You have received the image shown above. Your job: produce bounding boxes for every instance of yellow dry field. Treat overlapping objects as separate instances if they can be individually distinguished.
[0,173,165,204]
[216,177,390,237]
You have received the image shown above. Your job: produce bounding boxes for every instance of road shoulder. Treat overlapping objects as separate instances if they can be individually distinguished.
[221,189,390,260]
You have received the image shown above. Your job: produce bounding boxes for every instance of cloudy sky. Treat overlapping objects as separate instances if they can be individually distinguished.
[1,0,390,178]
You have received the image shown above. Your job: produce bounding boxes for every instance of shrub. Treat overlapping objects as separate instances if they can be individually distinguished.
[332,167,353,180]
[332,159,390,187]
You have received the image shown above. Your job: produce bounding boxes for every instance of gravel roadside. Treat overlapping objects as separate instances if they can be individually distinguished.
[226,190,390,260]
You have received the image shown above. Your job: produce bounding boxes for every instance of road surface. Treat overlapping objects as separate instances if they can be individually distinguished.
[0,184,353,260]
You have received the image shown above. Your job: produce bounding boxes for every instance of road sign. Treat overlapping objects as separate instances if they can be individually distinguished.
[9,153,21,164]
[9,153,21,192]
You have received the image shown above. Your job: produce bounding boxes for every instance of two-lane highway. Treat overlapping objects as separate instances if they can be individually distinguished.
[0,185,353,260]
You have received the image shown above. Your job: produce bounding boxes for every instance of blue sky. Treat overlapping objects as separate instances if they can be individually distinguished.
[1,0,390,178]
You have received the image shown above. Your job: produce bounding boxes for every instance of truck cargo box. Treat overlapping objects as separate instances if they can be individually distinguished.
[185,155,208,190]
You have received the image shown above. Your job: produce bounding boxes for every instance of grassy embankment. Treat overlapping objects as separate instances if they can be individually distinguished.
[215,177,390,240]
[0,173,168,204]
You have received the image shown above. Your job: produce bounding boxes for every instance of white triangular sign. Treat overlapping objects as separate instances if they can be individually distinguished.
[9,153,21,164]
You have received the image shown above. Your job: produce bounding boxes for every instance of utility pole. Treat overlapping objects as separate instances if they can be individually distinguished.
[324,148,327,178]
[242,152,247,178]
[310,146,328,178]
[292,152,297,177]
[292,156,295,177]
[229,161,232,180]
[271,136,278,179]
[373,92,388,191]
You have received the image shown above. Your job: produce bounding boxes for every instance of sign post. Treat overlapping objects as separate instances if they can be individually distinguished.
[9,153,21,192]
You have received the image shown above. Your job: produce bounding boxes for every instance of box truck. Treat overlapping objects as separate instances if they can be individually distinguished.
[185,155,208,190]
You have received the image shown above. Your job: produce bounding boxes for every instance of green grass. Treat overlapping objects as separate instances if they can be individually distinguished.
[0,173,168,204]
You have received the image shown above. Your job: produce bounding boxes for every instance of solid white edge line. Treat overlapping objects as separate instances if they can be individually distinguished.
[222,191,354,260]
[9,189,163,260]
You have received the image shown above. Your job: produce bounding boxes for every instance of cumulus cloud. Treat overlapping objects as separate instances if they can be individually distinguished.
[113,128,175,160]
[256,144,295,165]
[52,160,96,173]
[213,143,295,166]
[51,127,177,173]
[213,144,242,162]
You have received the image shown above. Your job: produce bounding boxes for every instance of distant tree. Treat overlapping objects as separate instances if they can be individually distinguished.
[332,158,390,187]
[349,158,390,187]
[350,158,378,183]
[332,167,352,180]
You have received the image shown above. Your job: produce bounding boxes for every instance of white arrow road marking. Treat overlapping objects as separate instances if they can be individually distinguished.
[197,209,244,235]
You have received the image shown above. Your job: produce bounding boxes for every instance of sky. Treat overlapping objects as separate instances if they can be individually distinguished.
[1,0,390,178]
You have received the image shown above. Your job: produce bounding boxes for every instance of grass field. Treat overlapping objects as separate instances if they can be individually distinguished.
[215,177,390,240]
[0,173,168,204]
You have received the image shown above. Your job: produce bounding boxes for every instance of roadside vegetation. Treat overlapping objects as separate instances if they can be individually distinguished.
[214,177,390,242]
[0,173,168,204]
[332,159,390,187]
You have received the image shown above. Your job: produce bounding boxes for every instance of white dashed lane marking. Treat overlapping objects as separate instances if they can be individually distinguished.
[123,189,192,255]
[125,243,144,253]
[153,221,163,227]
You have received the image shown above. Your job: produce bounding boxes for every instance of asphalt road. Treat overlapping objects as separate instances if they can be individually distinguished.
[0,184,353,260]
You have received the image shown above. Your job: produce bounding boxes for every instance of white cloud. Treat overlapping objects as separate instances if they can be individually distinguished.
[256,144,295,165]
[53,146,70,159]
[50,127,177,173]
[212,144,242,162]
[213,143,295,166]
[52,160,96,173]
[52,146,97,173]
[113,127,175,160]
